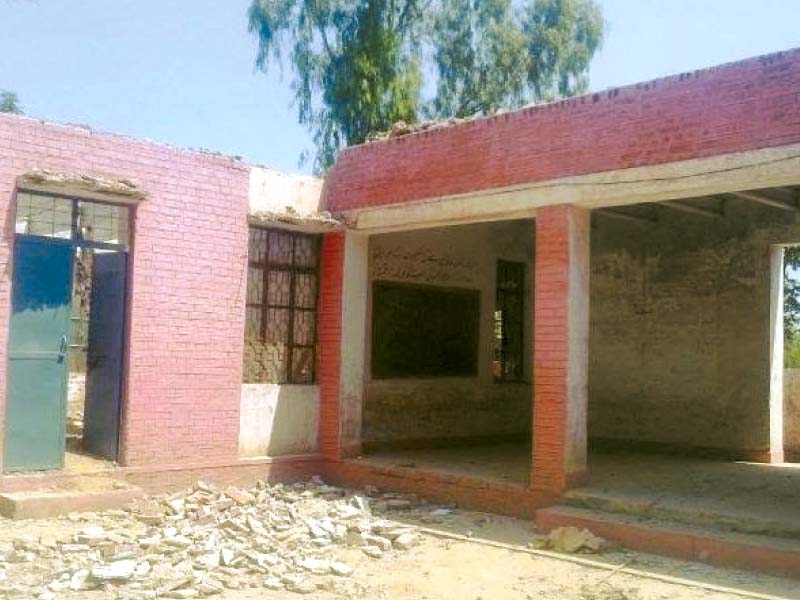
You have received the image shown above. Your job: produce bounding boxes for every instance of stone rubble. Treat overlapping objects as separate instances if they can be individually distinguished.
[0,477,441,599]
[542,527,606,554]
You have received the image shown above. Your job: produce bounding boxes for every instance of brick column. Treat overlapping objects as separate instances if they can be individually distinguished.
[532,204,590,494]
[317,232,345,460]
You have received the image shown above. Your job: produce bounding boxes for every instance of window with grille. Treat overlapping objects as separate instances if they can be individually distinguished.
[14,191,131,371]
[243,227,320,384]
[493,260,525,382]
[15,191,130,245]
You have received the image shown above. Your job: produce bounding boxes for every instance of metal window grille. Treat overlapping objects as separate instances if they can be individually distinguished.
[13,191,131,372]
[493,260,525,382]
[14,192,130,246]
[243,227,320,384]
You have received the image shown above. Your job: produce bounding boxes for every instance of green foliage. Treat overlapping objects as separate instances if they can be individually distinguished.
[0,90,22,114]
[785,246,800,367]
[785,334,800,369]
[249,0,604,172]
[430,0,603,118]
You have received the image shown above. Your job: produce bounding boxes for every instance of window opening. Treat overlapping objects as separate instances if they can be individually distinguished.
[494,259,525,382]
[244,227,320,384]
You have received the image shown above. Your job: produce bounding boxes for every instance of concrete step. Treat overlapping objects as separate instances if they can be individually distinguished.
[536,504,800,578]
[563,487,800,541]
[0,482,144,519]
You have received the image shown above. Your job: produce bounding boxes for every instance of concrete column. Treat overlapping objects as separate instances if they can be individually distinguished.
[531,204,590,494]
[316,230,369,461]
[339,231,369,457]
[769,245,785,463]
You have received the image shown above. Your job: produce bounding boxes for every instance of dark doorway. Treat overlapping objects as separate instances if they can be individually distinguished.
[83,252,127,460]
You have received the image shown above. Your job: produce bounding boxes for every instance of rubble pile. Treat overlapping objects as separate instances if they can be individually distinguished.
[0,478,432,599]
[365,118,469,142]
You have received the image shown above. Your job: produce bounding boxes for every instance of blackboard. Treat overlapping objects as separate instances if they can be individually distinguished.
[371,281,480,378]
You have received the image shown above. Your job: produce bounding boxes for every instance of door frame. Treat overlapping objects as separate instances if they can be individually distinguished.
[5,191,132,471]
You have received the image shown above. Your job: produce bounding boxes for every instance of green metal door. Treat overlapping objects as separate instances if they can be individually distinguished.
[5,235,74,472]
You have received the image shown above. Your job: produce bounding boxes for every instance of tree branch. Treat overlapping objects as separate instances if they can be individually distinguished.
[398,0,422,30]
[309,1,333,59]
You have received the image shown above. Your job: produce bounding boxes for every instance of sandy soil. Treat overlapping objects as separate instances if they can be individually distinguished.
[214,531,799,600]
[0,506,796,600]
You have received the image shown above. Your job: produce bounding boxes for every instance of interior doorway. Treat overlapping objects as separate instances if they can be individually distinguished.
[5,192,130,472]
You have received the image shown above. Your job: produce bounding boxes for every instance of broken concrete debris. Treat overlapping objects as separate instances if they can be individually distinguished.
[365,117,473,142]
[543,527,606,554]
[19,168,146,198]
[0,477,432,599]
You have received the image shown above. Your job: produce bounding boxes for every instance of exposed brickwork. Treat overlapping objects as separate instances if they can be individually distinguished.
[328,460,544,518]
[325,49,800,212]
[532,205,589,493]
[537,507,800,578]
[317,232,345,460]
[122,456,324,493]
[0,114,250,469]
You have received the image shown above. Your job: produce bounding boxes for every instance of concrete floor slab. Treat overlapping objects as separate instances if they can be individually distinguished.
[362,444,800,539]
[573,452,800,539]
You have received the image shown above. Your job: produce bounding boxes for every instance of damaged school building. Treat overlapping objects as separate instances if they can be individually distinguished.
[1,48,800,575]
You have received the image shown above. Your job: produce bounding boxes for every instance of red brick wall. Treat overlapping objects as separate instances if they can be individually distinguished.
[317,232,345,460]
[0,114,250,468]
[532,206,570,492]
[325,49,800,212]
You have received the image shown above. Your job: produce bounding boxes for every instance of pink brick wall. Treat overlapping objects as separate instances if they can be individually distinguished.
[0,114,250,468]
[324,48,800,212]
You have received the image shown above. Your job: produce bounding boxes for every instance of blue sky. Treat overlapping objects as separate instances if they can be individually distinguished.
[1,0,799,174]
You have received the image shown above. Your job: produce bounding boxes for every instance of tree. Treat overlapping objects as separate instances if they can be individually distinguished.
[430,0,602,118]
[249,0,604,172]
[785,246,800,367]
[0,90,22,114]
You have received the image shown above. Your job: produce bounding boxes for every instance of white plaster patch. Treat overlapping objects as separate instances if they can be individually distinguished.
[238,384,319,457]
[248,167,324,219]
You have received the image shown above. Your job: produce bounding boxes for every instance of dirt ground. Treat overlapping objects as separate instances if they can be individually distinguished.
[208,514,800,600]
[1,502,796,600]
